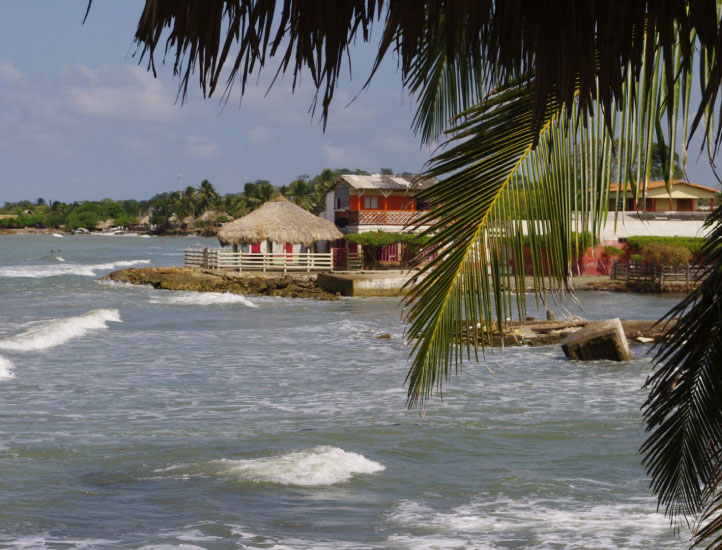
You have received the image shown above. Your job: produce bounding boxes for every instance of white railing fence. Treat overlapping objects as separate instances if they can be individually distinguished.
[185,247,332,272]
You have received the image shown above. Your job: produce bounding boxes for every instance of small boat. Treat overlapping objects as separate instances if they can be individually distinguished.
[52,233,63,238]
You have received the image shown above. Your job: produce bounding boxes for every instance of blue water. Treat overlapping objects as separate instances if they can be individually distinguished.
[0,235,688,549]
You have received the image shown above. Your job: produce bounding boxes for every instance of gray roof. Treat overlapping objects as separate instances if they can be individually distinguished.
[338,173,438,191]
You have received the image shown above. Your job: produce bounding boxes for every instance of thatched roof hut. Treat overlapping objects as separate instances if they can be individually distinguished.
[217,197,342,247]
[96,219,114,230]
[198,210,230,222]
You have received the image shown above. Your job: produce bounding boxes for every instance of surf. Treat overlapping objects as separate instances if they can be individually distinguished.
[0,259,150,278]
[0,356,15,380]
[213,446,385,486]
[0,309,122,352]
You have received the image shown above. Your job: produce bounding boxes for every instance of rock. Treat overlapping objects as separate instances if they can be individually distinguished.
[375,333,392,339]
[546,310,556,321]
[636,336,654,343]
[561,318,631,361]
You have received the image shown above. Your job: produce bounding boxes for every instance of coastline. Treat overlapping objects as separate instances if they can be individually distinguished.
[103,267,339,300]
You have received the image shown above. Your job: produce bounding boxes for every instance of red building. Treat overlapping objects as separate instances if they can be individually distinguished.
[320,173,438,233]
[319,173,438,268]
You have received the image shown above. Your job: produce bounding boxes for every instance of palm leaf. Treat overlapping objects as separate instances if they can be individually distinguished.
[641,205,722,545]
[402,78,616,407]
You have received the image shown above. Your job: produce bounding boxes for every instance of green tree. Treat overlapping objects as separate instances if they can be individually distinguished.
[197,179,220,213]
[285,179,314,210]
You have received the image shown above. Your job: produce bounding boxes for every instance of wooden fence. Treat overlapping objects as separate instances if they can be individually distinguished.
[185,247,333,272]
[611,261,705,291]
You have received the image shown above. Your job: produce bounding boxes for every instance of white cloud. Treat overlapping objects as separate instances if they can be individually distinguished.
[246,125,272,144]
[66,65,179,122]
[0,60,22,83]
[323,143,374,168]
[186,135,220,159]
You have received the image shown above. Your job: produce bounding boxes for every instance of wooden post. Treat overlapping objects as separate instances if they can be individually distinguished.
[658,265,664,293]
[203,247,209,268]
[686,264,690,291]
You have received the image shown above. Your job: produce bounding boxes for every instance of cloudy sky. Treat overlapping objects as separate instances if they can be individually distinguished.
[0,2,718,203]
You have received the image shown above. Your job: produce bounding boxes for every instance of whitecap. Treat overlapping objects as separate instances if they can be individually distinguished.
[52,233,63,238]
[150,291,257,308]
[0,259,150,278]
[388,495,681,549]
[0,356,15,380]
[55,256,65,262]
[0,309,121,352]
[214,445,384,486]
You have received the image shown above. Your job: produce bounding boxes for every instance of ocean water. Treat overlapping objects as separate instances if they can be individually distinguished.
[0,235,689,549]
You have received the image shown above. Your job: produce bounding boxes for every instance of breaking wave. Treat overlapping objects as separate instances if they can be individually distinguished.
[0,259,150,278]
[213,446,384,486]
[0,356,14,380]
[0,309,121,352]
[150,291,258,308]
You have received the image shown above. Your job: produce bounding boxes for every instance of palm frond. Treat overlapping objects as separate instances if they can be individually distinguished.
[125,1,722,148]
[641,205,722,541]
[402,78,618,407]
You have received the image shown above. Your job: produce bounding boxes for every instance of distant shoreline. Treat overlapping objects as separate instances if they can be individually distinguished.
[0,228,218,237]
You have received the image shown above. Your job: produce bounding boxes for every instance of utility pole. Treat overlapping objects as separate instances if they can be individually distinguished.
[178,173,183,198]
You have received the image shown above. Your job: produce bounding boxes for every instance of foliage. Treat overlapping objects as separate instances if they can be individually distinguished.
[641,244,692,267]
[344,231,427,247]
[641,206,722,546]
[604,246,624,256]
[626,236,706,259]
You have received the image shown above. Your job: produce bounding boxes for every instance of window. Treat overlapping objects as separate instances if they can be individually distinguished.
[416,198,429,210]
[697,198,713,211]
[363,195,378,209]
[335,197,341,209]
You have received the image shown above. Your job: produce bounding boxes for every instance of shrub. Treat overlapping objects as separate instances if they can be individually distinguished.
[604,245,623,256]
[641,243,692,267]
[626,236,705,258]
[630,253,643,263]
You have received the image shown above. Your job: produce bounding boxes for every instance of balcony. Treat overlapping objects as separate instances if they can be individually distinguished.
[342,209,432,226]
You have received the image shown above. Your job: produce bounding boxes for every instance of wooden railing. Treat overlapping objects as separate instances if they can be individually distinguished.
[185,247,333,272]
[611,260,706,290]
[346,210,432,226]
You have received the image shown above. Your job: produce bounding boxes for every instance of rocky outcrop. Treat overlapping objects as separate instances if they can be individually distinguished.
[103,267,338,300]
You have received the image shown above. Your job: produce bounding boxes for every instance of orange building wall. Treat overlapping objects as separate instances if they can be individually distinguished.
[348,193,417,211]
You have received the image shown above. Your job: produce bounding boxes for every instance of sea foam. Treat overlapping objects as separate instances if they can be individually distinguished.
[0,356,15,380]
[0,309,121,352]
[0,259,150,278]
[151,291,257,308]
[215,446,385,486]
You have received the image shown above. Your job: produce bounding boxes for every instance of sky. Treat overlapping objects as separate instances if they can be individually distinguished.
[0,2,719,204]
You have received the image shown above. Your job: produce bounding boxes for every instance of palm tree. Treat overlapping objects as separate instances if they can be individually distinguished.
[197,179,220,213]
[110,2,722,547]
[285,179,314,211]
[183,185,198,218]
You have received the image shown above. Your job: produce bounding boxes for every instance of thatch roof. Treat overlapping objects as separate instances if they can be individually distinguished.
[96,219,114,230]
[198,210,229,222]
[217,197,342,246]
